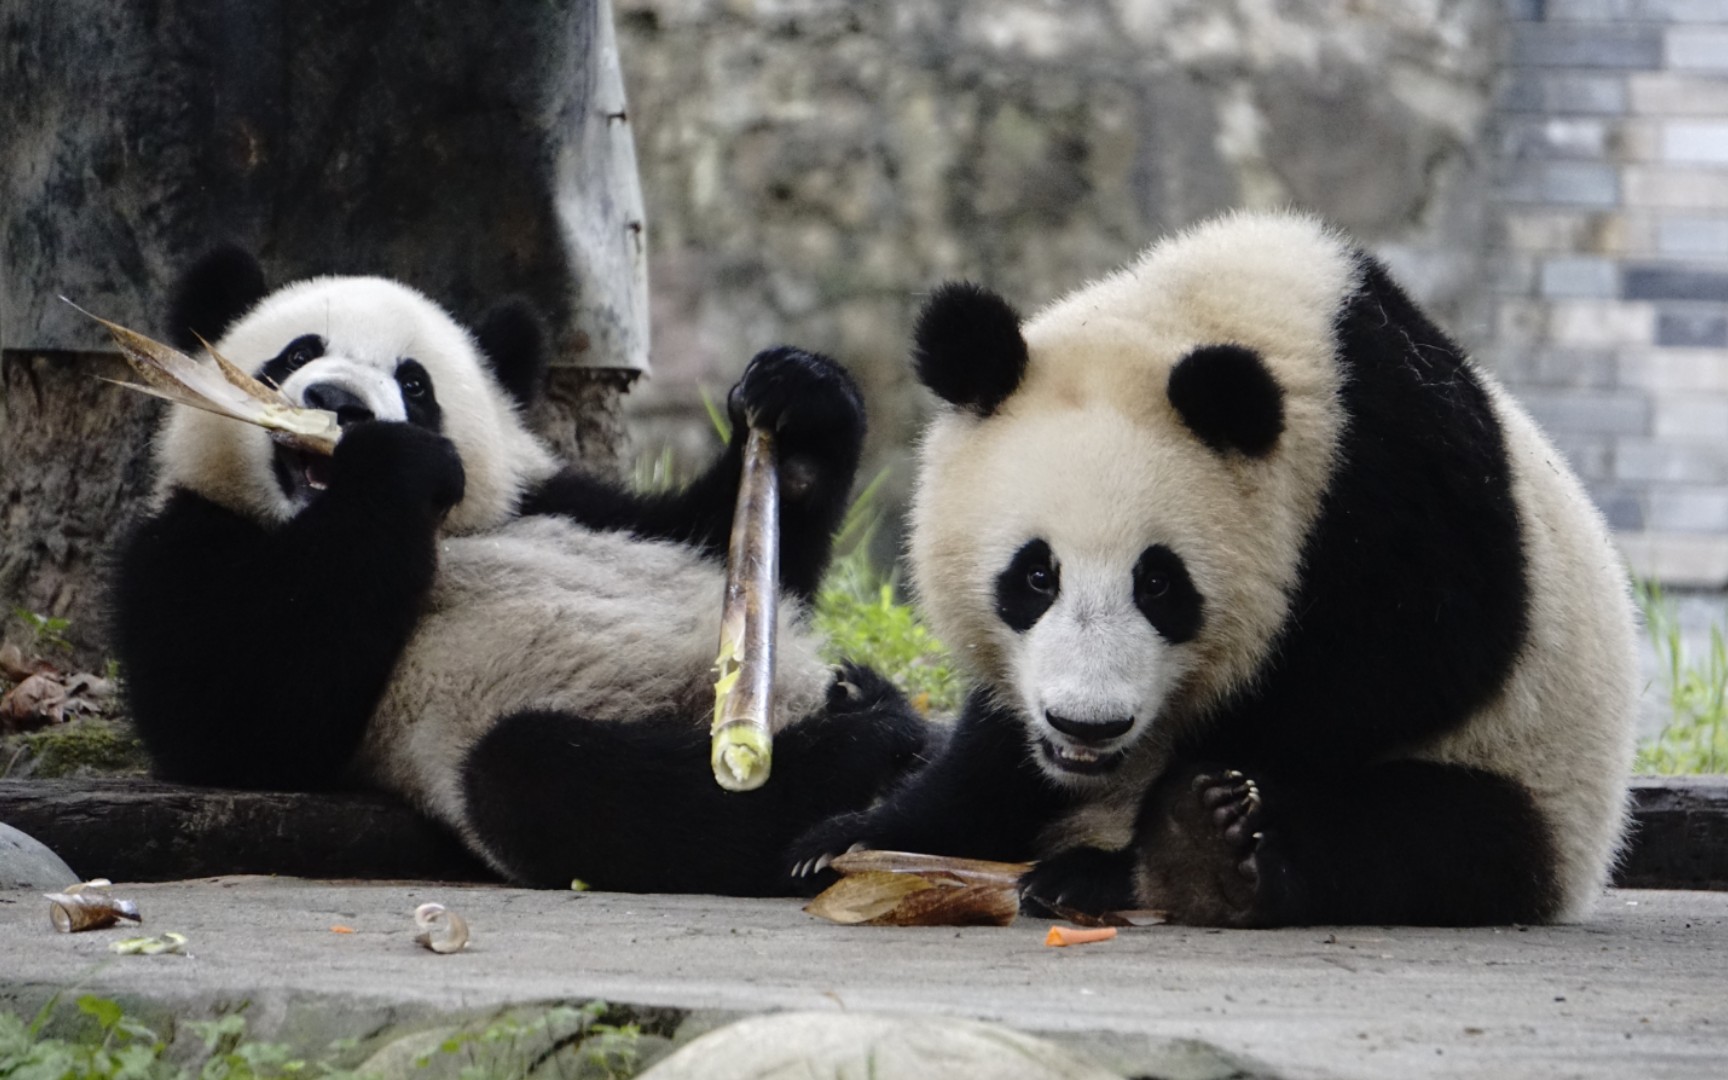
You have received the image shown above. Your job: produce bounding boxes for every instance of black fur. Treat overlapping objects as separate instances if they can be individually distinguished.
[994,539,1058,633]
[166,246,268,352]
[786,689,1068,892]
[115,422,464,788]
[473,301,548,409]
[912,282,1029,417]
[1167,344,1285,457]
[1115,760,1560,926]
[792,247,1550,926]
[463,665,932,895]
[520,347,864,601]
[258,335,326,390]
[1132,545,1203,645]
[122,268,922,895]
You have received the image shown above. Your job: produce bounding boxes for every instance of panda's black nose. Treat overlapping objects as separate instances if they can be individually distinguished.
[1045,711,1134,744]
[302,382,375,428]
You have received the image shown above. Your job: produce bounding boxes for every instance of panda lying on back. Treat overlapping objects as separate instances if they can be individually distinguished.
[791,211,1639,926]
[114,249,929,896]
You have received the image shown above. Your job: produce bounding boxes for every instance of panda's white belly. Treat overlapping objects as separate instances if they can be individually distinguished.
[354,515,832,824]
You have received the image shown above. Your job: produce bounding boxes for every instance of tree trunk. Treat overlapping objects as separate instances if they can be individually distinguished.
[0,0,650,671]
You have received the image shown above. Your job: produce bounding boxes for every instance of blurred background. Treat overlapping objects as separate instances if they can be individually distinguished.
[615,0,1728,601]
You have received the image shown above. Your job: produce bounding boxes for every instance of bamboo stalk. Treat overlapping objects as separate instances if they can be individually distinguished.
[710,427,779,791]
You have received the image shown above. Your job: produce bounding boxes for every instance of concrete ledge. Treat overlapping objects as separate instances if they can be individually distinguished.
[0,777,1723,890]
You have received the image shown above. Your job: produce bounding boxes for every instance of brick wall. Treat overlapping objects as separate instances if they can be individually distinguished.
[1489,0,1728,585]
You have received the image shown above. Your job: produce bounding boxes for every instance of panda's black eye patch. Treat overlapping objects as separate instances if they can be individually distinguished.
[996,539,1058,633]
[395,359,444,432]
[259,334,325,388]
[1134,545,1203,644]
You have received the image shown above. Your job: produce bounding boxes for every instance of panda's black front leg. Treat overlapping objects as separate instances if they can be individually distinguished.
[521,347,864,600]
[1130,760,1561,927]
[784,691,1065,891]
[115,422,462,789]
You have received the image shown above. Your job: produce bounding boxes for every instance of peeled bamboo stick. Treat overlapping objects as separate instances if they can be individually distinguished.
[710,427,779,791]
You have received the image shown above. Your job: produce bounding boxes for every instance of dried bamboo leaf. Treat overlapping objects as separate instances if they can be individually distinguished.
[803,871,935,925]
[804,870,1019,927]
[828,850,1033,889]
[64,298,341,455]
[711,427,779,791]
[873,883,1019,927]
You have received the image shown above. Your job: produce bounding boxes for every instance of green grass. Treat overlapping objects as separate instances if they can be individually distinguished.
[0,996,645,1080]
[1636,582,1728,775]
[632,416,966,718]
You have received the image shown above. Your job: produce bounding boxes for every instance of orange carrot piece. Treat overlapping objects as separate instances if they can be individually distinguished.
[329,925,356,934]
[1045,925,1118,947]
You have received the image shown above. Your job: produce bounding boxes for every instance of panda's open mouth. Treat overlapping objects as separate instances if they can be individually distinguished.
[1037,737,1129,776]
[272,444,333,505]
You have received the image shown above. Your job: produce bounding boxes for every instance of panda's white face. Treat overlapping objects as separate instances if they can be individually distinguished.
[909,212,1359,788]
[914,406,1225,787]
[154,276,555,534]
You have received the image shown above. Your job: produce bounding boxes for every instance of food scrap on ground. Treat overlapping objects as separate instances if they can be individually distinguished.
[44,879,141,933]
[1045,925,1119,947]
[110,932,188,956]
[413,902,470,954]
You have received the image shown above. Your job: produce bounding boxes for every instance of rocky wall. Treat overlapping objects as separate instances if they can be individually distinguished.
[614,0,1506,510]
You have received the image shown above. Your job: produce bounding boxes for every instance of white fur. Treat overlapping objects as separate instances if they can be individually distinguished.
[355,516,834,859]
[153,276,557,535]
[911,210,1637,916]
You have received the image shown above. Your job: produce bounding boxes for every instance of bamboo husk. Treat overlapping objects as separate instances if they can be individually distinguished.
[710,427,779,791]
[63,298,340,455]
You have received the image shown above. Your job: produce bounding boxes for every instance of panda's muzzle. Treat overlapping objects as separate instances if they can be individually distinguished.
[273,383,374,503]
[1039,711,1134,775]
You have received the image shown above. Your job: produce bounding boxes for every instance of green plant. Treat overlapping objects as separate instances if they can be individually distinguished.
[416,1003,641,1080]
[0,996,646,1080]
[12,608,73,655]
[813,471,965,716]
[1636,582,1728,775]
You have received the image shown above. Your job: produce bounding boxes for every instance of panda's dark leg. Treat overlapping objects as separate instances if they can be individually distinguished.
[1132,760,1560,927]
[519,348,864,601]
[114,422,464,789]
[459,667,931,895]
[784,690,1067,892]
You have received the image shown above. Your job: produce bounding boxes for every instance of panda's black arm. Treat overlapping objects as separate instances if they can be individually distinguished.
[113,425,458,789]
[784,690,1066,886]
[520,347,864,601]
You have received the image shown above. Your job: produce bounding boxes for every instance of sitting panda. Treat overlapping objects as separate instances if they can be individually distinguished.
[790,211,1639,927]
[113,249,929,896]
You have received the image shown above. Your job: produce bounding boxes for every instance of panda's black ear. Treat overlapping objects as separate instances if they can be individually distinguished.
[912,281,1028,417]
[166,245,267,352]
[1167,344,1285,458]
[474,300,548,409]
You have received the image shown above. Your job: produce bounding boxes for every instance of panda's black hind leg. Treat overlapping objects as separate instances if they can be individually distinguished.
[1133,765,1268,927]
[1133,759,1562,927]
[460,675,930,896]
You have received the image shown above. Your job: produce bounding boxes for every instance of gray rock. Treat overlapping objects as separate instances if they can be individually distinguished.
[0,821,78,890]
[637,1011,1122,1080]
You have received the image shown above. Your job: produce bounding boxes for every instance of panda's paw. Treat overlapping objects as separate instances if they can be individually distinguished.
[1135,766,1266,926]
[1019,846,1138,918]
[728,347,864,500]
[783,812,874,895]
[333,421,466,515]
